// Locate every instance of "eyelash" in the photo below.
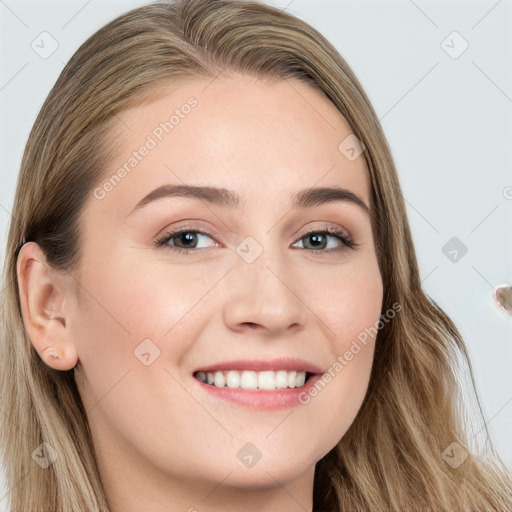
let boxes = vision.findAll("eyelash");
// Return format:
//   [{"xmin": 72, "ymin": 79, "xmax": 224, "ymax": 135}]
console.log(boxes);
[{"xmin": 154, "ymin": 224, "xmax": 357, "ymax": 255}]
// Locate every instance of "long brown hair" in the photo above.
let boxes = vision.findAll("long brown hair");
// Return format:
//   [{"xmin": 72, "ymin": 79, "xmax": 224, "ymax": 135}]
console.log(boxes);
[{"xmin": 1, "ymin": 1, "xmax": 511, "ymax": 510}]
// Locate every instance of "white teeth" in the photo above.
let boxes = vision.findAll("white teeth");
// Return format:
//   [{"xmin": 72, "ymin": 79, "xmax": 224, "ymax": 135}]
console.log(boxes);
[
  {"xmin": 258, "ymin": 371, "xmax": 275, "ymax": 390},
  {"xmin": 214, "ymin": 372, "xmax": 225, "ymax": 388},
  {"xmin": 226, "ymin": 370, "xmax": 240, "ymax": 388},
  {"xmin": 275, "ymin": 370, "xmax": 288, "ymax": 389},
  {"xmin": 196, "ymin": 369, "xmax": 309, "ymax": 390},
  {"xmin": 240, "ymin": 371, "xmax": 258, "ymax": 390}
]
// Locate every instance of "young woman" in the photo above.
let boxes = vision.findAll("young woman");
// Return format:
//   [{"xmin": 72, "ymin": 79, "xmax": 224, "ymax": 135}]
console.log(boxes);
[{"xmin": 1, "ymin": 1, "xmax": 511, "ymax": 511}]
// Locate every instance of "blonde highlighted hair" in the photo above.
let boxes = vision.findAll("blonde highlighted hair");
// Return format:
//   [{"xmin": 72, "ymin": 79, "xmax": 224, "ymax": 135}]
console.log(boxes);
[{"xmin": 1, "ymin": 1, "xmax": 511, "ymax": 510}]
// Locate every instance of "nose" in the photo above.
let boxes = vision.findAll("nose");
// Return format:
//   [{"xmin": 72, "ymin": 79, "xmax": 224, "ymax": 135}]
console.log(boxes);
[{"xmin": 222, "ymin": 246, "xmax": 308, "ymax": 337}]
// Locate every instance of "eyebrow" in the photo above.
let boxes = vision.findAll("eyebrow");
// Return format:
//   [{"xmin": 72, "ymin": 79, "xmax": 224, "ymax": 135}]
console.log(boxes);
[{"xmin": 128, "ymin": 184, "xmax": 371, "ymax": 217}]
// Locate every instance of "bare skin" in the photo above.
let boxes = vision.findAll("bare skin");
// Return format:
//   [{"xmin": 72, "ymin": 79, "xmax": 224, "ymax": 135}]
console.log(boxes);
[{"xmin": 18, "ymin": 76, "xmax": 383, "ymax": 512}]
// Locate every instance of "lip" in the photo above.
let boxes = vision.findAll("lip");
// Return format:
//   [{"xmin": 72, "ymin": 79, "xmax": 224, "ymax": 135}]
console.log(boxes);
[
  {"xmin": 193, "ymin": 357, "xmax": 324, "ymax": 375},
  {"xmin": 192, "ymin": 358, "xmax": 324, "ymax": 411},
  {"xmin": 194, "ymin": 373, "xmax": 323, "ymax": 410}
]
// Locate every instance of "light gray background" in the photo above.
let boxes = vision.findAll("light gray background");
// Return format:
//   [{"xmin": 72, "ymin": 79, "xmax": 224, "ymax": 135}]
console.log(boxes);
[{"xmin": 1, "ymin": 0, "xmax": 511, "ymax": 509}]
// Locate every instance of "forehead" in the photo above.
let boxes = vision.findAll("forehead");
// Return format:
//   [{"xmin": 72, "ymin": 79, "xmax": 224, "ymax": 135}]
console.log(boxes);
[{"xmin": 90, "ymin": 76, "xmax": 371, "ymax": 218}]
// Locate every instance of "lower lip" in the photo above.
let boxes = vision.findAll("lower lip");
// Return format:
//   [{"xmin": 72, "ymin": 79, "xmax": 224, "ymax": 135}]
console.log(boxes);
[{"xmin": 194, "ymin": 374, "xmax": 322, "ymax": 410}]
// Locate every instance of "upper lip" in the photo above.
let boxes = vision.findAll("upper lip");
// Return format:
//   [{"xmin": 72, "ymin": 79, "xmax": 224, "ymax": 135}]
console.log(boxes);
[{"xmin": 193, "ymin": 357, "xmax": 323, "ymax": 375}]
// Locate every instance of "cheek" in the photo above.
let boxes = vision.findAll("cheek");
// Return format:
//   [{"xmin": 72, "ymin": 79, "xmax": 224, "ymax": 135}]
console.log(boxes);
[
  {"xmin": 70, "ymin": 258, "xmax": 219, "ymax": 459},
  {"xmin": 310, "ymin": 258, "xmax": 383, "ymax": 344},
  {"xmin": 70, "ymin": 256, "xmax": 223, "ymax": 374},
  {"xmin": 296, "ymin": 259, "xmax": 383, "ymax": 431}
]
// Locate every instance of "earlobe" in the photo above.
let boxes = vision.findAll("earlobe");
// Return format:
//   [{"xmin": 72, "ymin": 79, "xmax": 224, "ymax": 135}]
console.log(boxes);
[{"xmin": 16, "ymin": 242, "xmax": 78, "ymax": 371}]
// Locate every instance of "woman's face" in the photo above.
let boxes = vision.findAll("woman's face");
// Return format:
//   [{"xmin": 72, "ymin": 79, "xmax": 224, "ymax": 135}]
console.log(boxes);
[{"xmin": 68, "ymin": 76, "xmax": 383, "ymax": 500}]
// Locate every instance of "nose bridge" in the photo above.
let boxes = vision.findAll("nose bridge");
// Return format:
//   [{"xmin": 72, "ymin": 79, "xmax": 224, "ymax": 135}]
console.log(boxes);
[{"xmin": 222, "ymin": 235, "xmax": 306, "ymax": 335}]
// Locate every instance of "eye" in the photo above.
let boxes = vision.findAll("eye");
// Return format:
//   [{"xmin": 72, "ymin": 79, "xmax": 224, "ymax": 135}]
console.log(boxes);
[
  {"xmin": 154, "ymin": 225, "xmax": 356, "ymax": 254},
  {"xmin": 155, "ymin": 227, "xmax": 218, "ymax": 254},
  {"xmin": 292, "ymin": 227, "xmax": 355, "ymax": 254}
]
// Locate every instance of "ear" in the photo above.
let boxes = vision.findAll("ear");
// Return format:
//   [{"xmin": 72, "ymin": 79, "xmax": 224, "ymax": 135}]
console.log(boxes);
[{"xmin": 16, "ymin": 242, "xmax": 77, "ymax": 371}]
